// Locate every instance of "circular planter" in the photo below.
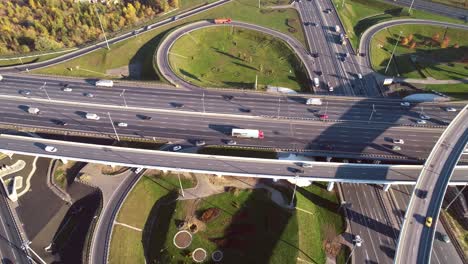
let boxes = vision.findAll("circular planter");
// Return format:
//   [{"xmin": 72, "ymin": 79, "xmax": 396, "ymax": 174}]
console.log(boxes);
[
  {"xmin": 173, "ymin": 230, "xmax": 192, "ymax": 249},
  {"xmin": 192, "ymin": 248, "xmax": 207, "ymax": 263}
]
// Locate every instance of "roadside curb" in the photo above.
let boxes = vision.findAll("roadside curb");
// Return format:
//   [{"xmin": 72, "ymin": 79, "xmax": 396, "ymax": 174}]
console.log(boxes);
[{"xmin": 48, "ymin": 159, "xmax": 73, "ymax": 204}]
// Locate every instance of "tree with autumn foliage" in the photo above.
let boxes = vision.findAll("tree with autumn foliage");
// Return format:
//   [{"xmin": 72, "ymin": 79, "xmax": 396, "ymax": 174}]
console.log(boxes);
[
  {"xmin": 400, "ymin": 37, "xmax": 409, "ymax": 46},
  {"xmin": 440, "ymin": 36, "xmax": 450, "ymax": 48},
  {"xmin": 431, "ymin": 32, "xmax": 440, "ymax": 42}
]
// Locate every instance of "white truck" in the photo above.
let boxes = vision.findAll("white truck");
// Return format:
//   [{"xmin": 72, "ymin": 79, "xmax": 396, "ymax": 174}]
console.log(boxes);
[
  {"xmin": 334, "ymin": 25, "xmax": 340, "ymax": 33},
  {"xmin": 0, "ymin": 74, "xmax": 3, "ymax": 81},
  {"xmin": 306, "ymin": 98, "xmax": 322, "ymax": 105},
  {"xmin": 313, "ymin": 77, "xmax": 320, "ymax": 88},
  {"xmin": 231, "ymin": 129, "xmax": 264, "ymax": 139},
  {"xmin": 95, "ymin": 80, "xmax": 114, "ymax": 87},
  {"xmin": 28, "ymin": 107, "xmax": 40, "ymax": 115}
]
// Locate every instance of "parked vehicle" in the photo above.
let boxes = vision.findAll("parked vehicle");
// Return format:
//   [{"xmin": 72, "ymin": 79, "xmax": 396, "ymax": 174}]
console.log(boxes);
[
  {"xmin": 306, "ymin": 98, "xmax": 322, "ymax": 105},
  {"xmin": 28, "ymin": 107, "xmax": 40, "ymax": 115},
  {"xmin": 214, "ymin": 18, "xmax": 232, "ymax": 24},
  {"xmin": 95, "ymin": 79, "xmax": 114, "ymax": 87},
  {"xmin": 231, "ymin": 129, "xmax": 264, "ymax": 139},
  {"xmin": 85, "ymin": 113, "xmax": 100, "ymax": 120}
]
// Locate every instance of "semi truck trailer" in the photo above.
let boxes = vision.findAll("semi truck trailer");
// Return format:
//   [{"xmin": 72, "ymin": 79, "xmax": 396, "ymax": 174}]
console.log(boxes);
[
  {"xmin": 231, "ymin": 129, "xmax": 264, "ymax": 139},
  {"xmin": 95, "ymin": 80, "xmax": 114, "ymax": 87},
  {"xmin": 214, "ymin": 18, "xmax": 232, "ymax": 24}
]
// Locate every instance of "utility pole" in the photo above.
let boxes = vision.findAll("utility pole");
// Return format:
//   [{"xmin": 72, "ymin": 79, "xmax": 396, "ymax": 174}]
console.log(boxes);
[
  {"xmin": 120, "ymin": 89, "xmax": 128, "ymax": 107},
  {"xmin": 40, "ymin": 82, "xmax": 51, "ymax": 101},
  {"xmin": 258, "ymin": 0, "xmax": 261, "ymax": 9},
  {"xmin": 445, "ymin": 184, "xmax": 468, "ymax": 210},
  {"xmin": 95, "ymin": 7, "xmax": 110, "ymax": 50},
  {"xmin": 385, "ymin": 31, "xmax": 403, "ymax": 74},
  {"xmin": 107, "ymin": 112, "xmax": 120, "ymax": 142}
]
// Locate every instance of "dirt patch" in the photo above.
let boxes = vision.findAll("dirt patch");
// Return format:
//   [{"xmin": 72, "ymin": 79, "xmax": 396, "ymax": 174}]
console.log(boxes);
[
  {"xmin": 323, "ymin": 223, "xmax": 341, "ymax": 258},
  {"xmin": 101, "ymin": 165, "xmax": 127, "ymax": 175},
  {"xmin": 199, "ymin": 208, "xmax": 221, "ymax": 223}
]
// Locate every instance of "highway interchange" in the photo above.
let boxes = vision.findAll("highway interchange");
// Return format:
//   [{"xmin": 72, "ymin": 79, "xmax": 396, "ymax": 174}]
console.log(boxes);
[{"xmin": 0, "ymin": 0, "xmax": 467, "ymax": 263}]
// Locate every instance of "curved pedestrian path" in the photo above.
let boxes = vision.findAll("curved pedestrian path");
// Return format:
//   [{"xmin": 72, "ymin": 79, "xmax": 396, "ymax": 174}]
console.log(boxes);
[
  {"xmin": 155, "ymin": 20, "xmax": 314, "ymax": 91},
  {"xmin": 359, "ymin": 19, "xmax": 468, "ymax": 84}
]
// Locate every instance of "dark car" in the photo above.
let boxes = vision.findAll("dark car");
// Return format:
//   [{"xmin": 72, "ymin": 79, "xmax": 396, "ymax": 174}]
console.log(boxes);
[
  {"xmin": 56, "ymin": 120, "xmax": 68, "ymax": 126},
  {"xmin": 138, "ymin": 114, "xmax": 152, "ymax": 120}
]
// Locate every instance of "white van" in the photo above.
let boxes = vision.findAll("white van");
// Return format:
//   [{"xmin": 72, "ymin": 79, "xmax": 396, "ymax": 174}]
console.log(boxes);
[
  {"xmin": 335, "ymin": 25, "xmax": 340, "ymax": 32},
  {"xmin": 95, "ymin": 80, "xmax": 114, "ymax": 87},
  {"xmin": 0, "ymin": 75, "xmax": 3, "ymax": 81},
  {"xmin": 28, "ymin": 107, "xmax": 40, "ymax": 115},
  {"xmin": 306, "ymin": 98, "xmax": 322, "ymax": 105},
  {"xmin": 85, "ymin": 113, "xmax": 100, "ymax": 120}
]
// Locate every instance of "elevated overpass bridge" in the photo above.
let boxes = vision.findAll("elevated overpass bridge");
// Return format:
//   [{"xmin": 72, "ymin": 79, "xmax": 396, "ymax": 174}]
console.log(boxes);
[{"xmin": 0, "ymin": 134, "xmax": 467, "ymax": 190}]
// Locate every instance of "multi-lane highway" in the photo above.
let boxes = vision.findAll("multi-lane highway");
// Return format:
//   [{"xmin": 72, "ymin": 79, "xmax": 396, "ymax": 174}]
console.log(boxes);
[
  {"xmin": 296, "ymin": 0, "xmax": 382, "ymax": 96},
  {"xmin": 0, "ymin": 95, "xmax": 452, "ymax": 160},
  {"xmin": 1, "ymin": 134, "xmax": 468, "ymax": 183},
  {"xmin": 0, "ymin": 74, "xmax": 461, "ymax": 126},
  {"xmin": 395, "ymin": 105, "xmax": 468, "ymax": 263},
  {"xmin": 386, "ymin": 0, "xmax": 468, "ymax": 21}
]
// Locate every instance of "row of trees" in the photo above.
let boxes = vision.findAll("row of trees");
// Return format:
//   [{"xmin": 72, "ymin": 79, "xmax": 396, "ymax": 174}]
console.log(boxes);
[
  {"xmin": 399, "ymin": 32, "xmax": 460, "ymax": 49},
  {"xmin": 0, "ymin": 0, "xmax": 180, "ymax": 55}
]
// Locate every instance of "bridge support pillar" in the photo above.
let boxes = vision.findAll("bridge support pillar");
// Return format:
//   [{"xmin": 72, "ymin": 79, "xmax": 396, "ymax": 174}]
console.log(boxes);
[
  {"xmin": 327, "ymin": 182, "xmax": 335, "ymax": 192},
  {"xmin": 61, "ymin": 159, "xmax": 68, "ymax": 164},
  {"xmin": 383, "ymin": 184, "xmax": 391, "ymax": 192}
]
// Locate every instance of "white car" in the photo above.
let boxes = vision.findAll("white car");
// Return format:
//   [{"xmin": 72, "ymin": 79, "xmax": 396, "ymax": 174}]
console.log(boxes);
[
  {"xmin": 117, "ymin": 122, "xmax": 128, "ymax": 127},
  {"xmin": 392, "ymin": 145, "xmax": 401, "ymax": 151},
  {"xmin": 400, "ymin": 102, "xmax": 410, "ymax": 107},
  {"xmin": 173, "ymin": 145, "xmax": 182, "ymax": 151},
  {"xmin": 354, "ymin": 235, "xmax": 362, "ymax": 247},
  {"xmin": 85, "ymin": 92, "xmax": 94, "ymax": 98},
  {"xmin": 44, "ymin": 146, "xmax": 57, "ymax": 153},
  {"xmin": 134, "ymin": 167, "xmax": 144, "ymax": 174},
  {"xmin": 85, "ymin": 113, "xmax": 100, "ymax": 120},
  {"xmin": 357, "ymin": 73, "xmax": 363, "ymax": 79},
  {"xmin": 301, "ymin": 162, "xmax": 313, "ymax": 168},
  {"xmin": 420, "ymin": 114, "xmax": 431, "ymax": 120},
  {"xmin": 445, "ymin": 107, "xmax": 456, "ymax": 112},
  {"xmin": 416, "ymin": 119, "xmax": 427, "ymax": 125},
  {"xmin": 62, "ymin": 87, "xmax": 73, "ymax": 92},
  {"xmin": 393, "ymin": 139, "xmax": 405, "ymax": 144}
]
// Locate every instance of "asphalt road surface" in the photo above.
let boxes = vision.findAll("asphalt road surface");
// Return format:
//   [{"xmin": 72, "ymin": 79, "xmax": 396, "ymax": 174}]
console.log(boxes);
[
  {"xmin": 384, "ymin": 0, "xmax": 468, "ymax": 21},
  {"xmin": 342, "ymin": 183, "xmax": 463, "ymax": 264},
  {"xmin": 1, "ymin": 134, "xmax": 468, "ymax": 183},
  {"xmin": 90, "ymin": 170, "xmax": 142, "ymax": 264},
  {"xmin": 0, "ymin": 96, "xmax": 451, "ymax": 160},
  {"xmin": 395, "ymin": 106, "xmax": 468, "ymax": 263},
  {"xmin": 390, "ymin": 184, "xmax": 463, "ymax": 264}
]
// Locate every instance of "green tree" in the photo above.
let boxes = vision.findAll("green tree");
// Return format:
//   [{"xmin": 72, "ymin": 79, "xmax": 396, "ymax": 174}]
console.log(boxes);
[{"xmin": 34, "ymin": 36, "xmax": 62, "ymax": 51}]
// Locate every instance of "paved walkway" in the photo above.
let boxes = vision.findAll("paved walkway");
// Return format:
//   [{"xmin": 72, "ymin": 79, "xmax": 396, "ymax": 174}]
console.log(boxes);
[{"xmin": 78, "ymin": 163, "xmax": 132, "ymax": 206}]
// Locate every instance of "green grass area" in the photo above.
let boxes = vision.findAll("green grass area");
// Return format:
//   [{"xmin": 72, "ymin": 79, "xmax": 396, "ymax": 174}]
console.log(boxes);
[
  {"xmin": 442, "ymin": 210, "xmax": 468, "ymax": 255},
  {"xmin": 198, "ymin": 146, "xmax": 278, "ymax": 159},
  {"xmin": 424, "ymin": 83, "xmax": 468, "ymax": 100},
  {"xmin": 147, "ymin": 182, "xmax": 344, "ymax": 263},
  {"xmin": 108, "ymin": 226, "xmax": 146, "ymax": 264},
  {"xmin": 331, "ymin": 0, "xmax": 466, "ymax": 49},
  {"xmin": 109, "ymin": 172, "xmax": 196, "ymax": 264},
  {"xmin": 115, "ymin": 172, "xmax": 196, "ymax": 228},
  {"xmin": 169, "ymin": 26, "xmax": 307, "ymax": 90},
  {"xmin": 429, "ymin": 0, "xmax": 468, "ymax": 10},
  {"xmin": 33, "ymin": 0, "xmax": 305, "ymax": 81},
  {"xmin": 0, "ymin": 52, "xmax": 71, "ymax": 67},
  {"xmin": 370, "ymin": 24, "xmax": 468, "ymax": 80}
]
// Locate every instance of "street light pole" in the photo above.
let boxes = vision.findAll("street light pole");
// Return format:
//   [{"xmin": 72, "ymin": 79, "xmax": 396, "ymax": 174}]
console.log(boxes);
[
  {"xmin": 345, "ymin": 235, "xmax": 363, "ymax": 264},
  {"xmin": 277, "ymin": 97, "xmax": 281, "ymax": 119},
  {"xmin": 95, "ymin": 7, "xmax": 110, "ymax": 50},
  {"xmin": 445, "ymin": 184, "xmax": 468, "ymax": 210},
  {"xmin": 384, "ymin": 31, "xmax": 403, "ymax": 74},
  {"xmin": 120, "ymin": 89, "xmax": 128, "ymax": 107},
  {"xmin": 202, "ymin": 92, "xmax": 206, "ymax": 113},
  {"xmin": 289, "ymin": 174, "xmax": 299, "ymax": 207},
  {"xmin": 22, "ymin": 241, "xmax": 47, "ymax": 264},
  {"xmin": 39, "ymin": 82, "xmax": 51, "ymax": 101},
  {"xmin": 107, "ymin": 112, "xmax": 120, "ymax": 142},
  {"xmin": 177, "ymin": 168, "xmax": 185, "ymax": 197},
  {"xmin": 408, "ymin": 0, "xmax": 415, "ymax": 14},
  {"xmin": 368, "ymin": 104, "xmax": 376, "ymax": 121}
]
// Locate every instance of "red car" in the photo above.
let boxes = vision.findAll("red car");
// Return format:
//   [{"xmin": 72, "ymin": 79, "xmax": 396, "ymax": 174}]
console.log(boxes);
[{"xmin": 319, "ymin": 114, "xmax": 329, "ymax": 120}]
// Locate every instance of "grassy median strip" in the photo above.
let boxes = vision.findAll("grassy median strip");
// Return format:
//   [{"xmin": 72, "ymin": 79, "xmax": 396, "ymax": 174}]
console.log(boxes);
[
  {"xmin": 331, "ymin": 0, "xmax": 464, "ymax": 49},
  {"xmin": 424, "ymin": 84, "xmax": 468, "ymax": 100},
  {"xmin": 33, "ymin": 0, "xmax": 305, "ymax": 81},
  {"xmin": 371, "ymin": 24, "xmax": 468, "ymax": 80},
  {"xmin": 169, "ymin": 26, "xmax": 308, "ymax": 90},
  {"xmin": 198, "ymin": 146, "xmax": 278, "ymax": 159}
]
